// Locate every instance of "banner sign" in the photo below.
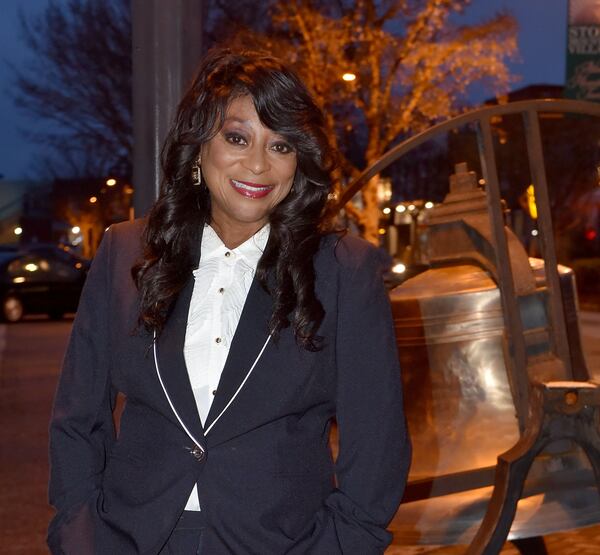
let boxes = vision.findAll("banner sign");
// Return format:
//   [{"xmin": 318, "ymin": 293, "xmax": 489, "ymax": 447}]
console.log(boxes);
[{"xmin": 566, "ymin": 0, "xmax": 600, "ymax": 100}]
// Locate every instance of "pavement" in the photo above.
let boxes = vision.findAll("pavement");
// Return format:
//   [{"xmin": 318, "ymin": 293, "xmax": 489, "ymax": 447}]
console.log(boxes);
[{"xmin": 0, "ymin": 319, "xmax": 69, "ymax": 553}]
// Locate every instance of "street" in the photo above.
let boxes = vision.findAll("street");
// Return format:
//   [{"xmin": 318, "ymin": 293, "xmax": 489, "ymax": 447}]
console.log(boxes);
[
  {"xmin": 0, "ymin": 318, "xmax": 72, "ymax": 554},
  {"xmin": 1, "ymin": 314, "xmax": 600, "ymax": 554}
]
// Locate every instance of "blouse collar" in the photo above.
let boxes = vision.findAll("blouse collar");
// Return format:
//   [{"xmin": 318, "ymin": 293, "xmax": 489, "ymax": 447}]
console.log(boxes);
[{"xmin": 199, "ymin": 223, "xmax": 270, "ymax": 269}]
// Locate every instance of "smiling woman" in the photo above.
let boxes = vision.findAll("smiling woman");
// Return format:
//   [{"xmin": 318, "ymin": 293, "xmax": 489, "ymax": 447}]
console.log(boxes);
[
  {"xmin": 47, "ymin": 48, "xmax": 410, "ymax": 555},
  {"xmin": 200, "ymin": 95, "xmax": 297, "ymax": 247},
  {"xmin": 135, "ymin": 49, "xmax": 338, "ymax": 347}
]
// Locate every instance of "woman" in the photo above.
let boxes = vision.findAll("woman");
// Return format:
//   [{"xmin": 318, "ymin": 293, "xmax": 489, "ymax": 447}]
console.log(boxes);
[{"xmin": 48, "ymin": 48, "xmax": 410, "ymax": 554}]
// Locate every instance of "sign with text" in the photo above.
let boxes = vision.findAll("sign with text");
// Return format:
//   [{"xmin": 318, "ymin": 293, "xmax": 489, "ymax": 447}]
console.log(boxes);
[{"xmin": 566, "ymin": 0, "xmax": 600, "ymax": 100}]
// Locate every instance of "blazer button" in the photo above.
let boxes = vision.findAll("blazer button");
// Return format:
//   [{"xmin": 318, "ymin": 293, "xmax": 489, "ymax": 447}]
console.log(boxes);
[{"xmin": 190, "ymin": 445, "xmax": 206, "ymax": 462}]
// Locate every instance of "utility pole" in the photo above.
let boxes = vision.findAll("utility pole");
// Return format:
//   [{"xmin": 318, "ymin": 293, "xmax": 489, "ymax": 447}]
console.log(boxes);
[{"xmin": 132, "ymin": 1, "xmax": 204, "ymax": 217}]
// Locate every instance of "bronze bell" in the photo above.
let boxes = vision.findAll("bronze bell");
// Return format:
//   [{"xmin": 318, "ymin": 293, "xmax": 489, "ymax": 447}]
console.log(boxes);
[{"xmin": 387, "ymin": 163, "xmax": 600, "ymax": 546}]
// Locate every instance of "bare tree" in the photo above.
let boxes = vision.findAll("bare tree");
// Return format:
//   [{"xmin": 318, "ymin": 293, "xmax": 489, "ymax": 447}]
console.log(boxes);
[
  {"xmin": 10, "ymin": 0, "xmax": 259, "ymax": 180},
  {"xmin": 11, "ymin": 0, "xmax": 132, "ymax": 178}
]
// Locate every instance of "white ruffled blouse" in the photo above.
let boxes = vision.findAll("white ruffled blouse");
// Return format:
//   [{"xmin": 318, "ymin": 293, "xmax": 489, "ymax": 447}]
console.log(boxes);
[{"xmin": 183, "ymin": 223, "xmax": 269, "ymax": 511}]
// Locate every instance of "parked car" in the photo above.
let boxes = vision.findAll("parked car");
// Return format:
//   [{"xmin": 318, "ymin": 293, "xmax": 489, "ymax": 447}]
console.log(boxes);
[{"xmin": 0, "ymin": 244, "xmax": 90, "ymax": 322}]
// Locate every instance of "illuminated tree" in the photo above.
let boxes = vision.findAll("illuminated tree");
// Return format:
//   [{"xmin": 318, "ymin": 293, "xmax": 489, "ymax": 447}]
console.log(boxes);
[{"xmin": 232, "ymin": 0, "xmax": 518, "ymax": 243}]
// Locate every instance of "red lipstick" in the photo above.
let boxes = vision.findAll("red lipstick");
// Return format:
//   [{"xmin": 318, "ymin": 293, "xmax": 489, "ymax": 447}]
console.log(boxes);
[{"xmin": 230, "ymin": 179, "xmax": 274, "ymax": 199}]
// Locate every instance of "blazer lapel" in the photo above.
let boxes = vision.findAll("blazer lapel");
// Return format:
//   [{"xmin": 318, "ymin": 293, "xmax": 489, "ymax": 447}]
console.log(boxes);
[
  {"xmin": 154, "ymin": 227, "xmax": 205, "ymax": 446},
  {"xmin": 203, "ymin": 277, "xmax": 273, "ymax": 436}
]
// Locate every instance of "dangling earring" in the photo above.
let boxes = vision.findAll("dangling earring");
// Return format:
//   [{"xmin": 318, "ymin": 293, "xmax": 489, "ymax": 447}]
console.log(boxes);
[{"xmin": 191, "ymin": 159, "xmax": 202, "ymax": 186}]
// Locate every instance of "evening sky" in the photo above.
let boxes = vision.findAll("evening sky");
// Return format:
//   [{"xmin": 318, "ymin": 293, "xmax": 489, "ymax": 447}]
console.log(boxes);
[{"xmin": 0, "ymin": 0, "xmax": 569, "ymax": 180}]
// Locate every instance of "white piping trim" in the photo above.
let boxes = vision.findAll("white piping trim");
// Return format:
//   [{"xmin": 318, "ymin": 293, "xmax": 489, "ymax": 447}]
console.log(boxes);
[
  {"xmin": 153, "ymin": 332, "xmax": 204, "ymax": 452},
  {"xmin": 204, "ymin": 334, "xmax": 271, "ymax": 435},
  {"xmin": 152, "ymin": 332, "xmax": 272, "ymax": 442}
]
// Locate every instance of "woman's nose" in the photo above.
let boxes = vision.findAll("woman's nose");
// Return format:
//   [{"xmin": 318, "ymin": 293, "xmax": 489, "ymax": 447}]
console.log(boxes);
[{"xmin": 243, "ymin": 146, "xmax": 270, "ymax": 175}]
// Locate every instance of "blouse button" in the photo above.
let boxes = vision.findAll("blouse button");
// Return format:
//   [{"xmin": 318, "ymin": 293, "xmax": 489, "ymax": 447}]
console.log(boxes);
[
  {"xmin": 215, "ymin": 337, "xmax": 222, "ymax": 344},
  {"xmin": 218, "ymin": 287, "xmax": 225, "ymax": 294},
  {"xmin": 224, "ymin": 251, "xmax": 231, "ymax": 257}
]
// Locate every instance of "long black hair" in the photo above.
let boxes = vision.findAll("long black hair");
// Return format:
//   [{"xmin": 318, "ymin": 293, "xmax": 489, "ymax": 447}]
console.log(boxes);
[{"xmin": 132, "ymin": 48, "xmax": 336, "ymax": 350}]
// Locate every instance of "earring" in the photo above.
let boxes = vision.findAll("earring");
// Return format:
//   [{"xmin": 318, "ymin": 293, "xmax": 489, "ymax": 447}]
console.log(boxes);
[{"xmin": 191, "ymin": 159, "xmax": 202, "ymax": 186}]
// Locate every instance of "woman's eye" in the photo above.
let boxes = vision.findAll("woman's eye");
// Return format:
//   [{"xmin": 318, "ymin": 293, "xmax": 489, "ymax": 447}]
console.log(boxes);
[
  {"xmin": 271, "ymin": 142, "xmax": 293, "ymax": 154},
  {"xmin": 224, "ymin": 132, "xmax": 247, "ymax": 146}
]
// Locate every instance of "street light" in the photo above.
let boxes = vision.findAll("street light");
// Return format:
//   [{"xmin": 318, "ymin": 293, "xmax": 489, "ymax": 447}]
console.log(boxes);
[
  {"xmin": 14, "ymin": 227, "xmax": 22, "ymax": 236},
  {"xmin": 342, "ymin": 72, "xmax": 356, "ymax": 82},
  {"xmin": 106, "ymin": 178, "xmax": 117, "ymax": 186},
  {"xmin": 72, "ymin": 226, "xmax": 81, "ymax": 234},
  {"xmin": 89, "ymin": 196, "xmax": 98, "ymax": 204}
]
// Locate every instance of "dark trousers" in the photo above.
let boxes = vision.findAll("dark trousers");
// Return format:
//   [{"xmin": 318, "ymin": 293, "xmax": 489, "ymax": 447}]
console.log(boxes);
[{"xmin": 159, "ymin": 511, "xmax": 205, "ymax": 555}]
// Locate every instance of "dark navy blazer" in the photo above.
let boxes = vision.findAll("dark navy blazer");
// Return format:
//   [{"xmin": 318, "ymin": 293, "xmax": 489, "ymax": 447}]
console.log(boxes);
[{"xmin": 47, "ymin": 219, "xmax": 411, "ymax": 554}]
